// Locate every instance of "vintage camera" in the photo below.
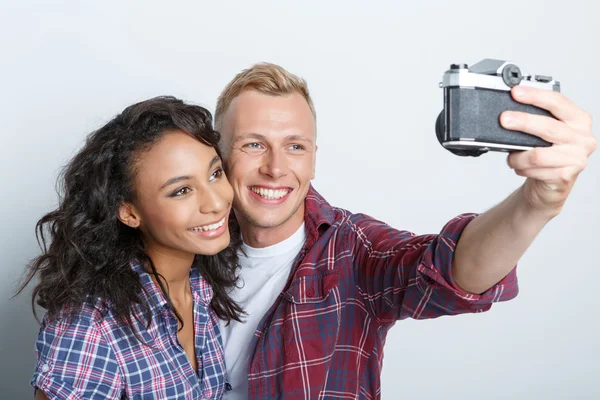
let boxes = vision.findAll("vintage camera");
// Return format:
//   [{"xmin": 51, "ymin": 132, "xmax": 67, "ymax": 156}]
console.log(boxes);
[{"xmin": 435, "ymin": 59, "xmax": 561, "ymax": 157}]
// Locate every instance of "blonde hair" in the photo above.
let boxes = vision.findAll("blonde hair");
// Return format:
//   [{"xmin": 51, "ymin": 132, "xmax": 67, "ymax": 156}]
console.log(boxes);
[{"xmin": 214, "ymin": 62, "xmax": 316, "ymax": 130}]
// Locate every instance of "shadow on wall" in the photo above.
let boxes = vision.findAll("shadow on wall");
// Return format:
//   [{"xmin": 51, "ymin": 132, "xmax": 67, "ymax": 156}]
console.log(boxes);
[
  {"xmin": 0, "ymin": 236, "xmax": 43, "ymax": 399},
  {"xmin": 0, "ymin": 292, "xmax": 39, "ymax": 399}
]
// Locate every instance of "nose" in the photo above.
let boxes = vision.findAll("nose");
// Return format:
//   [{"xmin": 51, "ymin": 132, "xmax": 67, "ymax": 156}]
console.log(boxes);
[
  {"xmin": 259, "ymin": 149, "xmax": 288, "ymax": 179},
  {"xmin": 198, "ymin": 185, "xmax": 229, "ymax": 215}
]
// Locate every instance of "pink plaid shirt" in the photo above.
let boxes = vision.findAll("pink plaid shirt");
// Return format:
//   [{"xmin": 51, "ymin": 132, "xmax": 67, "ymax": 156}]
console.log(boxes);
[{"xmin": 246, "ymin": 186, "xmax": 518, "ymax": 399}]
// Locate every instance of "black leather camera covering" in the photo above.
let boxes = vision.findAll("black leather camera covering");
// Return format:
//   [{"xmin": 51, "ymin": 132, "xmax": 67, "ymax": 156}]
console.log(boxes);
[{"xmin": 444, "ymin": 87, "xmax": 553, "ymax": 148}]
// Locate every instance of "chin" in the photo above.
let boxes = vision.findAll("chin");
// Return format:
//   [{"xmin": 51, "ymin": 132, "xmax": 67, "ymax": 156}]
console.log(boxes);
[
  {"xmin": 250, "ymin": 213, "xmax": 294, "ymax": 229},
  {"xmin": 197, "ymin": 237, "xmax": 231, "ymax": 256},
  {"xmin": 196, "ymin": 246, "xmax": 227, "ymax": 256}
]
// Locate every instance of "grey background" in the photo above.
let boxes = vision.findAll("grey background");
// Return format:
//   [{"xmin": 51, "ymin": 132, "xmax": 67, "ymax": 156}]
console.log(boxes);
[{"xmin": 1, "ymin": 1, "xmax": 599, "ymax": 398}]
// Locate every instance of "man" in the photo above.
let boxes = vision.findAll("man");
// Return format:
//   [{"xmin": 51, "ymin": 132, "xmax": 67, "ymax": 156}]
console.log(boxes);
[{"xmin": 214, "ymin": 62, "xmax": 596, "ymax": 399}]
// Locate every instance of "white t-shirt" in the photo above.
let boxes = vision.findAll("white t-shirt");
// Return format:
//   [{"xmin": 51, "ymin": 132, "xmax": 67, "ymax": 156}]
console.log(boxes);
[{"xmin": 219, "ymin": 223, "xmax": 306, "ymax": 400}]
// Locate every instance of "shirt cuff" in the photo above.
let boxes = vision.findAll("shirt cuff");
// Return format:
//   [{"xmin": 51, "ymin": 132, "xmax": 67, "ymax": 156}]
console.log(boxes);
[
  {"xmin": 418, "ymin": 213, "xmax": 519, "ymax": 313},
  {"xmin": 33, "ymin": 374, "xmax": 84, "ymax": 400}
]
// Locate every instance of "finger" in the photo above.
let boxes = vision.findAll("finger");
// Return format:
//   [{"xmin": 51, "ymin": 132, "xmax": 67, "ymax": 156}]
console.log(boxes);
[
  {"xmin": 511, "ymin": 86, "xmax": 593, "ymax": 128},
  {"xmin": 507, "ymin": 145, "xmax": 588, "ymax": 170},
  {"xmin": 500, "ymin": 111, "xmax": 575, "ymax": 145}
]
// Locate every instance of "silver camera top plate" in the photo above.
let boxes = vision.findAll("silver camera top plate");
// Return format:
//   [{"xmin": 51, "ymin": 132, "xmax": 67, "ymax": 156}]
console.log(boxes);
[{"xmin": 439, "ymin": 59, "xmax": 560, "ymax": 92}]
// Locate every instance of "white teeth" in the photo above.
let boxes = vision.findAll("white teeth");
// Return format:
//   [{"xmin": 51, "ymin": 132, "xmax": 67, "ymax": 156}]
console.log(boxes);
[
  {"xmin": 251, "ymin": 187, "xmax": 289, "ymax": 199},
  {"xmin": 190, "ymin": 217, "xmax": 225, "ymax": 232}
]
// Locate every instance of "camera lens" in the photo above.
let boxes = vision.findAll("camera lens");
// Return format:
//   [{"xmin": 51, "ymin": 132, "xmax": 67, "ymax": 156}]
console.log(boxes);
[
  {"xmin": 435, "ymin": 109, "xmax": 486, "ymax": 157},
  {"xmin": 435, "ymin": 110, "xmax": 445, "ymax": 144},
  {"xmin": 502, "ymin": 64, "xmax": 523, "ymax": 87}
]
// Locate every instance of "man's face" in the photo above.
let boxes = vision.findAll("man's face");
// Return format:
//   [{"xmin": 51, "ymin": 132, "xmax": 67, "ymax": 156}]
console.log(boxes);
[{"xmin": 219, "ymin": 90, "xmax": 317, "ymax": 242}]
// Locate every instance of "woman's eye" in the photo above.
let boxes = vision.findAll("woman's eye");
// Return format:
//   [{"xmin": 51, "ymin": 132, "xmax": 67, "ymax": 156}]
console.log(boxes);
[
  {"xmin": 172, "ymin": 187, "xmax": 192, "ymax": 197},
  {"xmin": 209, "ymin": 168, "xmax": 224, "ymax": 181}
]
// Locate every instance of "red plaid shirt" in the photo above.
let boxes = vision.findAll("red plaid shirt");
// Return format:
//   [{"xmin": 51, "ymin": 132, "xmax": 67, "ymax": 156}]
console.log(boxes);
[{"xmin": 246, "ymin": 186, "xmax": 518, "ymax": 399}]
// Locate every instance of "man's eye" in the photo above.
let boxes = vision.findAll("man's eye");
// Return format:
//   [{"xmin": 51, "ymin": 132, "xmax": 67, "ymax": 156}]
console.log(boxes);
[
  {"xmin": 245, "ymin": 143, "xmax": 261, "ymax": 149},
  {"xmin": 289, "ymin": 144, "xmax": 304, "ymax": 151}
]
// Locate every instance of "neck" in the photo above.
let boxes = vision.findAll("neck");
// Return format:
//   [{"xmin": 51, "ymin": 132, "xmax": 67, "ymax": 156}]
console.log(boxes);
[
  {"xmin": 237, "ymin": 207, "xmax": 305, "ymax": 248},
  {"xmin": 145, "ymin": 245, "xmax": 195, "ymax": 300}
]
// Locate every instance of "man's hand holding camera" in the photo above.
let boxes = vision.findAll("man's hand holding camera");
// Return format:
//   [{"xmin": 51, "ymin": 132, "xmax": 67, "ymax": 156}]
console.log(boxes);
[
  {"xmin": 448, "ymin": 64, "xmax": 596, "ymax": 295},
  {"xmin": 502, "ymin": 85, "xmax": 596, "ymax": 216}
]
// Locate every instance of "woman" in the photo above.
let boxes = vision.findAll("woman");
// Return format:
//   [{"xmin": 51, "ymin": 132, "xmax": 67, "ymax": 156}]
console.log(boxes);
[{"xmin": 18, "ymin": 96, "xmax": 244, "ymax": 399}]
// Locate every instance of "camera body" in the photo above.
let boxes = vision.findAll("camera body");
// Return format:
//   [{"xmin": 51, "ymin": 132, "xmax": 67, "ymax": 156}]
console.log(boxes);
[{"xmin": 436, "ymin": 59, "xmax": 561, "ymax": 157}]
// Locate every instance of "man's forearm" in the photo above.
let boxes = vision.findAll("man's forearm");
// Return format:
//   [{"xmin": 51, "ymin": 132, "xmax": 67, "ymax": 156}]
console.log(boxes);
[{"xmin": 452, "ymin": 185, "xmax": 557, "ymax": 295}]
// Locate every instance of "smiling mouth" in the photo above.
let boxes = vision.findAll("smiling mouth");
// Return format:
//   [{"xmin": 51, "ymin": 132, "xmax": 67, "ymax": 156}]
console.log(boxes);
[
  {"xmin": 249, "ymin": 186, "xmax": 292, "ymax": 200},
  {"xmin": 188, "ymin": 217, "xmax": 226, "ymax": 233}
]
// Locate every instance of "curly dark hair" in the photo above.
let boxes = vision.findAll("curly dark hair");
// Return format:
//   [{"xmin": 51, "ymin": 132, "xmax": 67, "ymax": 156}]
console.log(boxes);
[{"xmin": 18, "ymin": 95, "xmax": 244, "ymax": 334}]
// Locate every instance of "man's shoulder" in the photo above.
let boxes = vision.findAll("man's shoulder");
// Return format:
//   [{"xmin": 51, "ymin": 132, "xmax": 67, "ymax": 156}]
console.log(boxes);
[
  {"xmin": 301, "ymin": 187, "xmax": 392, "ymax": 263},
  {"xmin": 304, "ymin": 185, "xmax": 381, "ymax": 228}
]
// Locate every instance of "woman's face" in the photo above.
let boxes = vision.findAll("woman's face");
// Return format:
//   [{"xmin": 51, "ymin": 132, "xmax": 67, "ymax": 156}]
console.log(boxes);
[{"xmin": 122, "ymin": 130, "xmax": 234, "ymax": 257}]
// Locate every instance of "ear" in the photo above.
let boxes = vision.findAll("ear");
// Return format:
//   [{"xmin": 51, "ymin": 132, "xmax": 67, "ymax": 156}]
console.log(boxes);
[
  {"xmin": 118, "ymin": 202, "xmax": 142, "ymax": 228},
  {"xmin": 311, "ymin": 144, "xmax": 318, "ymax": 180}
]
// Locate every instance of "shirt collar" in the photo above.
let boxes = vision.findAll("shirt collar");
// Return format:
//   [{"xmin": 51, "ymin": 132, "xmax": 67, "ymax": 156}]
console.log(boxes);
[
  {"xmin": 303, "ymin": 184, "xmax": 335, "ymax": 246},
  {"xmin": 131, "ymin": 261, "xmax": 213, "ymax": 311}
]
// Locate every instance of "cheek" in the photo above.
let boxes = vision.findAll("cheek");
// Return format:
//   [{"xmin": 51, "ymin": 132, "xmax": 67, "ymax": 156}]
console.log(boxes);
[
  {"xmin": 227, "ymin": 154, "xmax": 256, "ymax": 184},
  {"xmin": 293, "ymin": 157, "xmax": 316, "ymax": 181},
  {"xmin": 141, "ymin": 200, "xmax": 191, "ymax": 233},
  {"xmin": 220, "ymin": 179, "xmax": 234, "ymax": 204}
]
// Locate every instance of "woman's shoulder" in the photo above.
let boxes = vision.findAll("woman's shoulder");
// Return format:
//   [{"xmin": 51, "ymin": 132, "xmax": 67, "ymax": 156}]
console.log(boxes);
[
  {"xmin": 34, "ymin": 298, "xmax": 111, "ymax": 366},
  {"xmin": 39, "ymin": 296, "xmax": 108, "ymax": 335},
  {"xmin": 36, "ymin": 294, "xmax": 152, "ymax": 355},
  {"xmin": 32, "ymin": 298, "xmax": 125, "ymax": 398},
  {"xmin": 39, "ymin": 264, "xmax": 159, "ymax": 338}
]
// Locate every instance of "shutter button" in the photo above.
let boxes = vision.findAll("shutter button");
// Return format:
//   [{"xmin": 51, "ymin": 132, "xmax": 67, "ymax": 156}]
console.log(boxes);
[{"xmin": 306, "ymin": 288, "xmax": 315, "ymax": 297}]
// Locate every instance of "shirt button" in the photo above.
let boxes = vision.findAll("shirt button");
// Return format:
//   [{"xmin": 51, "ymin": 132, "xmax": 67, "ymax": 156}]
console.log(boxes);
[
  {"xmin": 41, "ymin": 364, "xmax": 50, "ymax": 373},
  {"xmin": 306, "ymin": 288, "xmax": 315, "ymax": 297}
]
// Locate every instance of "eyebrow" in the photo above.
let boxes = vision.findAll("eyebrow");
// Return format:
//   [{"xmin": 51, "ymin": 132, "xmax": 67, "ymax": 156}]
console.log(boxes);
[
  {"xmin": 285, "ymin": 134, "xmax": 313, "ymax": 144},
  {"xmin": 233, "ymin": 133, "xmax": 266, "ymax": 143},
  {"xmin": 209, "ymin": 155, "xmax": 221, "ymax": 168},
  {"xmin": 159, "ymin": 156, "xmax": 222, "ymax": 190},
  {"xmin": 234, "ymin": 132, "xmax": 314, "ymax": 145},
  {"xmin": 159, "ymin": 175, "xmax": 192, "ymax": 190}
]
